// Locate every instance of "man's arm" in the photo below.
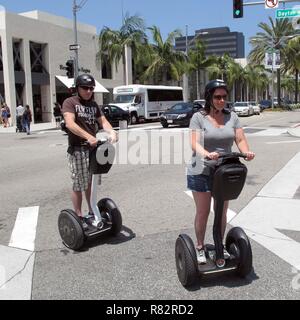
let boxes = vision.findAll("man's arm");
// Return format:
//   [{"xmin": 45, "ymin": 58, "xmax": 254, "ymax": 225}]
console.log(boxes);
[{"xmin": 98, "ymin": 115, "xmax": 118, "ymax": 143}]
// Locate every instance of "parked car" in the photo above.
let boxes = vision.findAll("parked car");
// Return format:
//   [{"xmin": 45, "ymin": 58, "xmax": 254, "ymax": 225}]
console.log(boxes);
[
  {"xmin": 102, "ymin": 104, "xmax": 130, "ymax": 127},
  {"xmin": 250, "ymin": 101, "xmax": 261, "ymax": 115},
  {"xmin": 160, "ymin": 102, "xmax": 202, "ymax": 128},
  {"xmin": 193, "ymin": 99, "xmax": 205, "ymax": 107},
  {"xmin": 233, "ymin": 102, "xmax": 254, "ymax": 116},
  {"xmin": 259, "ymin": 100, "xmax": 272, "ymax": 111}
]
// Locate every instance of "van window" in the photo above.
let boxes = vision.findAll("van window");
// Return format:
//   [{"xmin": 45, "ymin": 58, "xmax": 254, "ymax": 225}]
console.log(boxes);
[
  {"xmin": 147, "ymin": 89, "xmax": 183, "ymax": 102},
  {"xmin": 114, "ymin": 95, "xmax": 135, "ymax": 103}
]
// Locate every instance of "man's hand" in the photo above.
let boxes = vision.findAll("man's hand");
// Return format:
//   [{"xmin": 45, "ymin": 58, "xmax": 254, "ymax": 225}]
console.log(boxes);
[
  {"xmin": 108, "ymin": 130, "xmax": 118, "ymax": 144},
  {"xmin": 87, "ymin": 136, "xmax": 98, "ymax": 147}
]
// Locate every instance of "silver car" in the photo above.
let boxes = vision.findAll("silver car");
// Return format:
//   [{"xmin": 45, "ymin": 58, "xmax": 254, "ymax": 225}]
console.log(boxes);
[{"xmin": 233, "ymin": 102, "xmax": 254, "ymax": 116}]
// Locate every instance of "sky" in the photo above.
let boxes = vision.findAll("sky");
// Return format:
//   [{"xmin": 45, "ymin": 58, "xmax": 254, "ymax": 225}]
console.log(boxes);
[{"xmin": 0, "ymin": 0, "xmax": 299, "ymax": 56}]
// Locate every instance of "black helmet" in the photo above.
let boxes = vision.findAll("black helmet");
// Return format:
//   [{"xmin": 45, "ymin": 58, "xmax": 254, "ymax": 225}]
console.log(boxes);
[
  {"xmin": 75, "ymin": 74, "xmax": 95, "ymax": 87},
  {"xmin": 204, "ymin": 79, "xmax": 228, "ymax": 101}
]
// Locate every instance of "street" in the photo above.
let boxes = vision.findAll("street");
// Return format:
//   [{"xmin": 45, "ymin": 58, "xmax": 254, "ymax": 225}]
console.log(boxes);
[{"xmin": 1, "ymin": 110, "xmax": 300, "ymax": 300}]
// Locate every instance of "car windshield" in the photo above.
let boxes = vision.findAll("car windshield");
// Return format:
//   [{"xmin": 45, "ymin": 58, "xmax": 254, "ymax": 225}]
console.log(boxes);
[
  {"xmin": 170, "ymin": 103, "xmax": 193, "ymax": 111},
  {"xmin": 114, "ymin": 95, "xmax": 135, "ymax": 103},
  {"xmin": 234, "ymin": 102, "xmax": 248, "ymax": 107}
]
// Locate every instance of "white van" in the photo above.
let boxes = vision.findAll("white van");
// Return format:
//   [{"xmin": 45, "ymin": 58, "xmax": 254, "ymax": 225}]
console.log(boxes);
[{"xmin": 111, "ymin": 85, "xmax": 184, "ymax": 124}]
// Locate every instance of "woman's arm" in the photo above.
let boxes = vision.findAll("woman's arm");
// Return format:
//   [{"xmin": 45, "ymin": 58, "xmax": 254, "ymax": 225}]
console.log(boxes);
[
  {"xmin": 190, "ymin": 129, "xmax": 219, "ymax": 160},
  {"xmin": 235, "ymin": 128, "xmax": 255, "ymax": 161}
]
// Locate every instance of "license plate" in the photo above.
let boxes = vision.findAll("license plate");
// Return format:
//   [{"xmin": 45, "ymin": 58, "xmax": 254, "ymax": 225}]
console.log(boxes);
[{"xmin": 167, "ymin": 120, "xmax": 173, "ymax": 124}]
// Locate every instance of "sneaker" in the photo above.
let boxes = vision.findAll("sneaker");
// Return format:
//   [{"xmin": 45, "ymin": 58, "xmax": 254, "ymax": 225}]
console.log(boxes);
[
  {"xmin": 223, "ymin": 247, "xmax": 231, "ymax": 260},
  {"xmin": 79, "ymin": 217, "xmax": 89, "ymax": 230},
  {"xmin": 196, "ymin": 248, "xmax": 207, "ymax": 265}
]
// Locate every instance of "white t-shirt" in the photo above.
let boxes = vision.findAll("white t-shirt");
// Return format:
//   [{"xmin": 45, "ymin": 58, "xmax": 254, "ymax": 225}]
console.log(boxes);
[{"xmin": 16, "ymin": 105, "xmax": 25, "ymax": 116}]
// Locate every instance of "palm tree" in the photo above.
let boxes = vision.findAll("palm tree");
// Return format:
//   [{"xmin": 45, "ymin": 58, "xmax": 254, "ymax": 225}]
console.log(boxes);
[
  {"xmin": 249, "ymin": 17, "xmax": 295, "ymax": 105},
  {"xmin": 282, "ymin": 36, "xmax": 300, "ymax": 103},
  {"xmin": 97, "ymin": 13, "xmax": 147, "ymax": 84},
  {"xmin": 187, "ymin": 40, "xmax": 215, "ymax": 99},
  {"xmin": 141, "ymin": 26, "xmax": 187, "ymax": 84}
]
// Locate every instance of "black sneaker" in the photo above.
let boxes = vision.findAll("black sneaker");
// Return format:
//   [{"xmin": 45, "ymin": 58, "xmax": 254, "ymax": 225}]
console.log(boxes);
[{"xmin": 79, "ymin": 217, "xmax": 89, "ymax": 230}]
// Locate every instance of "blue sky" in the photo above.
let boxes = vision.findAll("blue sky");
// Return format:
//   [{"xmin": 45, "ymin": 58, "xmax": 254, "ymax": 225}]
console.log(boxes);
[{"xmin": 0, "ymin": 0, "xmax": 298, "ymax": 55}]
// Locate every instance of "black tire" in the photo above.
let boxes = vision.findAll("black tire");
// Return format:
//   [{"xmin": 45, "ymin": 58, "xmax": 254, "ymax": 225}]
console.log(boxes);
[
  {"xmin": 162, "ymin": 123, "xmax": 169, "ymax": 128},
  {"xmin": 130, "ymin": 113, "xmax": 138, "ymax": 125},
  {"xmin": 97, "ymin": 198, "xmax": 122, "ymax": 236},
  {"xmin": 58, "ymin": 210, "xmax": 84, "ymax": 250},
  {"xmin": 225, "ymin": 227, "xmax": 252, "ymax": 278},
  {"xmin": 175, "ymin": 234, "xmax": 198, "ymax": 287}
]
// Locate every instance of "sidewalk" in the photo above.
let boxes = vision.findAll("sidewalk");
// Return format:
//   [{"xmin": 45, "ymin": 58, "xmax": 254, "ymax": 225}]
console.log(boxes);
[{"xmin": 0, "ymin": 122, "xmax": 57, "ymax": 134}]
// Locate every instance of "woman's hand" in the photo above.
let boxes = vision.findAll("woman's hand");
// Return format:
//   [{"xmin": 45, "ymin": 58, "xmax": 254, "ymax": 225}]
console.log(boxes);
[
  {"xmin": 244, "ymin": 151, "xmax": 255, "ymax": 161},
  {"xmin": 206, "ymin": 152, "xmax": 219, "ymax": 160}
]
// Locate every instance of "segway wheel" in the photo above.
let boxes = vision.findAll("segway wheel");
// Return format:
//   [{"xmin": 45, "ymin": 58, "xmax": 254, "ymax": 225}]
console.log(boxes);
[
  {"xmin": 58, "ymin": 210, "xmax": 84, "ymax": 250},
  {"xmin": 97, "ymin": 198, "xmax": 122, "ymax": 236},
  {"xmin": 225, "ymin": 227, "xmax": 252, "ymax": 278},
  {"xmin": 175, "ymin": 234, "xmax": 198, "ymax": 287}
]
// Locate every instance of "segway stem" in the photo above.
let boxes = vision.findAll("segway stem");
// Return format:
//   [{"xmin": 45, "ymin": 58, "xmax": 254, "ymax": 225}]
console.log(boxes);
[
  {"xmin": 213, "ymin": 198, "xmax": 225, "ymax": 264},
  {"xmin": 90, "ymin": 173, "xmax": 102, "ymax": 224}
]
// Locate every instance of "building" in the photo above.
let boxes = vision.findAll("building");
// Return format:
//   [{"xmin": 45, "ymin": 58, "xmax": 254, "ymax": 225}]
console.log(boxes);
[
  {"xmin": 0, "ymin": 8, "xmax": 130, "ymax": 124},
  {"xmin": 175, "ymin": 27, "xmax": 245, "ymax": 59}
]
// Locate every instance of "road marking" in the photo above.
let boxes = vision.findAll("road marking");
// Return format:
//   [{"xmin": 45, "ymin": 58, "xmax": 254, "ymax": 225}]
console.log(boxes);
[
  {"xmin": 9, "ymin": 206, "xmax": 39, "ymax": 251},
  {"xmin": 258, "ymin": 152, "xmax": 300, "ymax": 199},
  {"xmin": 251, "ymin": 128, "xmax": 287, "ymax": 136},
  {"xmin": 266, "ymin": 140, "xmax": 300, "ymax": 144},
  {"xmin": 184, "ymin": 191, "xmax": 237, "ymax": 223}
]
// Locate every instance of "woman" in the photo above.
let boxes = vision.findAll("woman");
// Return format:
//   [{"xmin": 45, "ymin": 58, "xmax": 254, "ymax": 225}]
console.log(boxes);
[{"xmin": 187, "ymin": 79, "xmax": 255, "ymax": 264}]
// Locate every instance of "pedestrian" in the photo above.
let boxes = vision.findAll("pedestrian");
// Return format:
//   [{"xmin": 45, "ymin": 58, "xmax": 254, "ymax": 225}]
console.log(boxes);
[
  {"xmin": 53, "ymin": 102, "xmax": 62, "ymax": 128},
  {"xmin": 187, "ymin": 79, "xmax": 255, "ymax": 265},
  {"xmin": 22, "ymin": 105, "xmax": 32, "ymax": 135},
  {"xmin": 16, "ymin": 104, "xmax": 25, "ymax": 132},
  {"xmin": 1, "ymin": 103, "xmax": 10, "ymax": 128},
  {"xmin": 62, "ymin": 74, "xmax": 118, "ymax": 228}
]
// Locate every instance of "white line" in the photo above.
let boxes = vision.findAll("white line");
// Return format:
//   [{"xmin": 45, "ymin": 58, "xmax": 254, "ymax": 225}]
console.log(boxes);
[
  {"xmin": 250, "ymin": 116, "xmax": 288, "ymax": 126},
  {"xmin": 184, "ymin": 191, "xmax": 237, "ymax": 223},
  {"xmin": 266, "ymin": 140, "xmax": 300, "ymax": 144},
  {"xmin": 258, "ymin": 152, "xmax": 300, "ymax": 199},
  {"xmin": 9, "ymin": 206, "xmax": 39, "ymax": 251}
]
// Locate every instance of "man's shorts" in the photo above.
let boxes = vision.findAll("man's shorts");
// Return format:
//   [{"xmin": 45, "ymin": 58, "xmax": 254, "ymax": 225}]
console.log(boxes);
[{"xmin": 67, "ymin": 148, "xmax": 101, "ymax": 192}]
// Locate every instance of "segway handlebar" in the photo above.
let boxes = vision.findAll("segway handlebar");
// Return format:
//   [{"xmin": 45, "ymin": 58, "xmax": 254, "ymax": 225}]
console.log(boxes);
[{"xmin": 205, "ymin": 152, "xmax": 247, "ymax": 161}]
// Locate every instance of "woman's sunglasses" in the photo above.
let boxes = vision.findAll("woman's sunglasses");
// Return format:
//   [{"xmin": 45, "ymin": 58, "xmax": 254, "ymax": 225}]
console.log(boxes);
[
  {"xmin": 213, "ymin": 95, "xmax": 227, "ymax": 100},
  {"xmin": 79, "ymin": 86, "xmax": 95, "ymax": 92}
]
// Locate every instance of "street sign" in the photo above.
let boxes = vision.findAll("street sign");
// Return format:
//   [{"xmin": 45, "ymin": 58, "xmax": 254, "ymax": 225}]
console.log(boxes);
[
  {"xmin": 292, "ymin": 16, "xmax": 300, "ymax": 30},
  {"xmin": 265, "ymin": 0, "xmax": 279, "ymax": 9},
  {"xmin": 69, "ymin": 44, "xmax": 81, "ymax": 50},
  {"xmin": 276, "ymin": 8, "xmax": 300, "ymax": 19}
]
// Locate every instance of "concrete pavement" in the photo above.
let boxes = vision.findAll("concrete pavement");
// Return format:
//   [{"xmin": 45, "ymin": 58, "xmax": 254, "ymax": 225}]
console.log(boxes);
[{"xmin": 0, "ymin": 121, "xmax": 57, "ymax": 134}]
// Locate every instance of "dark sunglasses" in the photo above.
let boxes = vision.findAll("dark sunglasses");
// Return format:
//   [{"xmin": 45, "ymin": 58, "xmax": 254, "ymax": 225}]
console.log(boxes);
[
  {"xmin": 79, "ymin": 86, "xmax": 95, "ymax": 91},
  {"xmin": 213, "ymin": 95, "xmax": 227, "ymax": 100}
]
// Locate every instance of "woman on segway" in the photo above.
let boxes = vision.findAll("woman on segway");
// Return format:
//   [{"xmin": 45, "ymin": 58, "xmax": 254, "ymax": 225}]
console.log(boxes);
[{"xmin": 187, "ymin": 79, "xmax": 255, "ymax": 264}]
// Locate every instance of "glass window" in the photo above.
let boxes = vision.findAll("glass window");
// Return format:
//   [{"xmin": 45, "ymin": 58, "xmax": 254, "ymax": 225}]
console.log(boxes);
[
  {"xmin": 114, "ymin": 95, "xmax": 135, "ymax": 103},
  {"xmin": 147, "ymin": 89, "xmax": 183, "ymax": 102}
]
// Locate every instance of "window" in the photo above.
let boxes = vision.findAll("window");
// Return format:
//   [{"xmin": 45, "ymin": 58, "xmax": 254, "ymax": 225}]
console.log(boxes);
[{"xmin": 147, "ymin": 89, "xmax": 183, "ymax": 102}]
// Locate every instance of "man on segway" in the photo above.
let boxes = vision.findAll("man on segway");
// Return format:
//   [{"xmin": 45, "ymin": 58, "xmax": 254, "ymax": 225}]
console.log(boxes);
[{"xmin": 62, "ymin": 74, "xmax": 118, "ymax": 229}]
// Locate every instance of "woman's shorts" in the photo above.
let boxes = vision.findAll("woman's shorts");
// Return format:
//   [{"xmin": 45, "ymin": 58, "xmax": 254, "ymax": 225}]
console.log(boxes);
[
  {"xmin": 187, "ymin": 173, "xmax": 213, "ymax": 193},
  {"xmin": 67, "ymin": 149, "xmax": 101, "ymax": 192}
]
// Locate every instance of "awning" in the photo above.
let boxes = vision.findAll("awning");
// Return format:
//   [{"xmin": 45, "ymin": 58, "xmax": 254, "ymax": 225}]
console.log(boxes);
[{"xmin": 55, "ymin": 75, "xmax": 109, "ymax": 93}]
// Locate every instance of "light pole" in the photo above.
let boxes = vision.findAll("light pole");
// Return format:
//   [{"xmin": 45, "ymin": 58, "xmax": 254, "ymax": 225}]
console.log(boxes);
[{"xmin": 72, "ymin": 0, "xmax": 88, "ymax": 84}]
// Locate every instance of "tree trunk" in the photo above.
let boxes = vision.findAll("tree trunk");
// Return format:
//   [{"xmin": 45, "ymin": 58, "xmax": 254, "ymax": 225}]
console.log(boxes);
[
  {"xmin": 277, "ymin": 69, "xmax": 281, "ymax": 106},
  {"xmin": 295, "ymin": 69, "xmax": 299, "ymax": 104},
  {"xmin": 196, "ymin": 69, "xmax": 200, "ymax": 100}
]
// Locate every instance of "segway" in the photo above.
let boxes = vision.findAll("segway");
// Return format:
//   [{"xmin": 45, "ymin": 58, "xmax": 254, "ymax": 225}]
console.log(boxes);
[
  {"xmin": 175, "ymin": 152, "xmax": 252, "ymax": 287},
  {"xmin": 58, "ymin": 140, "xmax": 122, "ymax": 250}
]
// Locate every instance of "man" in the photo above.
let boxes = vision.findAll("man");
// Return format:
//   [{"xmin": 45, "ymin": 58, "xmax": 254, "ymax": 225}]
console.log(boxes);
[
  {"xmin": 16, "ymin": 104, "xmax": 25, "ymax": 132},
  {"xmin": 62, "ymin": 74, "xmax": 117, "ymax": 226}
]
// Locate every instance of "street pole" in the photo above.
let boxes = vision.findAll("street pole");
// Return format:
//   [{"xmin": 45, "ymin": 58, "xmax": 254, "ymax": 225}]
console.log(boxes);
[
  {"xmin": 73, "ymin": 0, "xmax": 79, "ymax": 84},
  {"xmin": 183, "ymin": 25, "xmax": 189, "ymax": 102},
  {"xmin": 272, "ymin": 48, "xmax": 274, "ymax": 110}
]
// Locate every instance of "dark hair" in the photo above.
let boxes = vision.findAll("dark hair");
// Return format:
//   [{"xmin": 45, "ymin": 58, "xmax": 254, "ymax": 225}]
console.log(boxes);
[{"xmin": 203, "ymin": 79, "xmax": 229, "ymax": 115}]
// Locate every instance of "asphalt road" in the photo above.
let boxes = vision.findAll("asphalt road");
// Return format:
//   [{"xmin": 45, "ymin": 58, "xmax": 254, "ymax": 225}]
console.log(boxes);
[{"xmin": 1, "ymin": 110, "xmax": 300, "ymax": 300}]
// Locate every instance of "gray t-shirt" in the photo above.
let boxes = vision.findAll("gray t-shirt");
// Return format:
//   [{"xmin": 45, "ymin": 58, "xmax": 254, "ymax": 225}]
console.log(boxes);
[{"xmin": 187, "ymin": 111, "xmax": 242, "ymax": 175}]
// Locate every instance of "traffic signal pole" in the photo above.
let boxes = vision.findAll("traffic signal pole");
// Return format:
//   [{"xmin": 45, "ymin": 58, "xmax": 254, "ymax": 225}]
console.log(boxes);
[{"xmin": 73, "ymin": 0, "xmax": 79, "ymax": 84}]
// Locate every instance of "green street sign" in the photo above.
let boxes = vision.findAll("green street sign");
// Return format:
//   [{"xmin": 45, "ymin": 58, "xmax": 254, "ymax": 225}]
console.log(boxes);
[{"xmin": 276, "ymin": 9, "xmax": 300, "ymax": 19}]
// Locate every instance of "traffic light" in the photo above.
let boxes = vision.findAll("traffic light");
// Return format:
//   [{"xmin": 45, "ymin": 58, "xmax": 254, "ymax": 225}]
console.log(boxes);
[
  {"xmin": 66, "ymin": 59, "xmax": 74, "ymax": 78},
  {"xmin": 233, "ymin": 0, "xmax": 243, "ymax": 18}
]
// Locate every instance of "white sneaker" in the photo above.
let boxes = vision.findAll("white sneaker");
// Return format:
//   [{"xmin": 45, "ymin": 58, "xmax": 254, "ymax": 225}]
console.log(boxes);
[
  {"xmin": 196, "ymin": 248, "xmax": 207, "ymax": 264},
  {"xmin": 223, "ymin": 247, "xmax": 231, "ymax": 260}
]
